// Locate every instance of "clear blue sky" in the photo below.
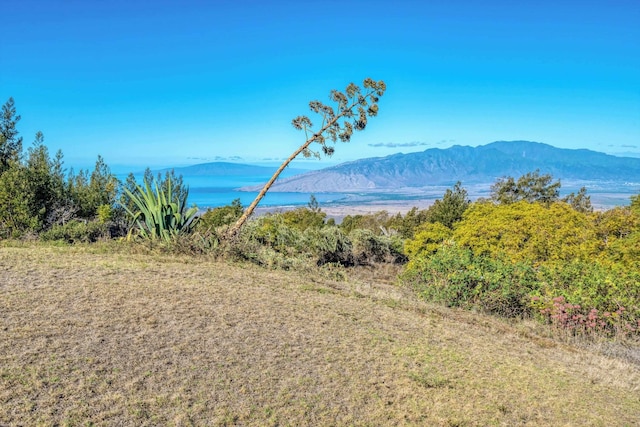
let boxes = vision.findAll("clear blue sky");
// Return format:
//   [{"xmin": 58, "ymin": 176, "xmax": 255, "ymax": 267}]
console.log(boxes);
[{"xmin": 3, "ymin": 0, "xmax": 639, "ymax": 172}]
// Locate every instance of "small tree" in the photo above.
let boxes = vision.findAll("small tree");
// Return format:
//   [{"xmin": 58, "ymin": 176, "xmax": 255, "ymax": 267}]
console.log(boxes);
[
  {"xmin": 0, "ymin": 131, "xmax": 62, "ymax": 235},
  {"xmin": 66, "ymin": 156, "xmax": 119, "ymax": 220},
  {"xmin": 425, "ymin": 181, "xmax": 470, "ymax": 228},
  {"xmin": 0, "ymin": 97, "xmax": 23, "ymax": 173},
  {"xmin": 563, "ymin": 186, "xmax": 593, "ymax": 213},
  {"xmin": 629, "ymin": 193, "xmax": 640, "ymax": 216},
  {"xmin": 226, "ymin": 78, "xmax": 386, "ymax": 237},
  {"xmin": 491, "ymin": 170, "xmax": 560, "ymax": 205}
]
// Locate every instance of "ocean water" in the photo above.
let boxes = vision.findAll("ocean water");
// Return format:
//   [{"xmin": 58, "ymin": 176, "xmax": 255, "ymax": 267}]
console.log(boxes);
[
  {"xmin": 115, "ymin": 173, "xmax": 639, "ymax": 211},
  {"xmin": 117, "ymin": 173, "xmax": 352, "ymax": 210}
]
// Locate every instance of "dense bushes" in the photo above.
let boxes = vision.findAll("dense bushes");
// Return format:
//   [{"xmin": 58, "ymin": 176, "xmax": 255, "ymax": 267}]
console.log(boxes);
[
  {"xmin": 452, "ymin": 201, "xmax": 598, "ymax": 264},
  {"xmin": 0, "ymin": 98, "xmax": 197, "ymax": 243},
  {"xmin": 230, "ymin": 209, "xmax": 405, "ymax": 268},
  {"xmin": 403, "ymin": 243, "xmax": 536, "ymax": 317},
  {"xmin": 402, "ymin": 182, "xmax": 640, "ymax": 337},
  {"xmin": 197, "ymin": 198, "xmax": 244, "ymax": 231},
  {"xmin": 0, "ymin": 134, "xmax": 121, "ymax": 239},
  {"xmin": 40, "ymin": 220, "xmax": 109, "ymax": 243}
]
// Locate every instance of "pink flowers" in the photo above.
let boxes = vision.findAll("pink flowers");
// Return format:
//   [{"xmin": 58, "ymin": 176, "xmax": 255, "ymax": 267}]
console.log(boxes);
[{"xmin": 533, "ymin": 295, "xmax": 638, "ymax": 337}]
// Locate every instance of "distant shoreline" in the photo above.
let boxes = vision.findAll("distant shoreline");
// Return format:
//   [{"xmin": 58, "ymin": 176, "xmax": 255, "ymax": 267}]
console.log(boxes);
[
  {"xmin": 252, "ymin": 199, "xmax": 435, "ymax": 223},
  {"xmin": 249, "ymin": 190, "xmax": 635, "ymax": 222},
  {"xmin": 197, "ymin": 185, "xmax": 637, "ymax": 222}
]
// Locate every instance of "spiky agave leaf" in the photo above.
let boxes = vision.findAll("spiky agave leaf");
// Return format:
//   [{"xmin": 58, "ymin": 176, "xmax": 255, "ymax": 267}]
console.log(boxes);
[{"xmin": 122, "ymin": 176, "xmax": 198, "ymax": 242}]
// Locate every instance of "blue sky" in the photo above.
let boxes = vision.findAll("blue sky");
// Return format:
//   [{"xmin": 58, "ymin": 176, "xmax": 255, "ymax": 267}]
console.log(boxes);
[{"xmin": 3, "ymin": 0, "xmax": 639, "ymax": 172}]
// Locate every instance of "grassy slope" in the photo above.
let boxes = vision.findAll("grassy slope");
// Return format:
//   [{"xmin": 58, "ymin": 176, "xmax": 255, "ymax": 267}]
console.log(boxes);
[{"xmin": 1, "ymin": 244, "xmax": 639, "ymax": 426}]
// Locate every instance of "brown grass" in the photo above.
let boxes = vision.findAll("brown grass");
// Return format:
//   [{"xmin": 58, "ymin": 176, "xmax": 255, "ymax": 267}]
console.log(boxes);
[{"xmin": 1, "ymin": 242, "xmax": 639, "ymax": 426}]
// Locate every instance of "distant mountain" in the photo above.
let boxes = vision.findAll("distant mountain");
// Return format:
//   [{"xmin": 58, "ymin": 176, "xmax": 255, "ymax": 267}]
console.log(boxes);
[
  {"xmin": 157, "ymin": 161, "xmax": 308, "ymax": 177},
  {"xmin": 240, "ymin": 141, "xmax": 640, "ymax": 192}
]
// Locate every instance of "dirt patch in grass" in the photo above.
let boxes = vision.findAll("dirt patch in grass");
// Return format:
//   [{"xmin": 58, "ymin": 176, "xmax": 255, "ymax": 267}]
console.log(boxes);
[{"xmin": 1, "ymin": 243, "xmax": 639, "ymax": 426}]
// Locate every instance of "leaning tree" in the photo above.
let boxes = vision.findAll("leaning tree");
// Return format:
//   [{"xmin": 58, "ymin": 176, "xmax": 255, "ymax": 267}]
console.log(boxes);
[{"xmin": 226, "ymin": 77, "xmax": 386, "ymax": 238}]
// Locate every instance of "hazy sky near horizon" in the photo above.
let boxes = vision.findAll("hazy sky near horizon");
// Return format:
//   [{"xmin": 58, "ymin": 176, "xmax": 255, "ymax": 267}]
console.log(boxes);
[{"xmin": 3, "ymin": 0, "xmax": 639, "ymax": 172}]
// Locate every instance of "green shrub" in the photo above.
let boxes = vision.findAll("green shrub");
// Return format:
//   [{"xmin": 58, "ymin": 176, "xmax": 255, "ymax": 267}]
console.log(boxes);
[
  {"xmin": 281, "ymin": 207, "xmax": 326, "ymax": 231},
  {"xmin": 452, "ymin": 201, "xmax": 599, "ymax": 264},
  {"xmin": 534, "ymin": 261, "xmax": 640, "ymax": 322},
  {"xmin": 237, "ymin": 214, "xmax": 407, "ymax": 268},
  {"xmin": 40, "ymin": 220, "xmax": 108, "ymax": 243},
  {"xmin": 403, "ymin": 243, "xmax": 639, "ymax": 333},
  {"xmin": 96, "ymin": 204, "xmax": 113, "ymax": 224},
  {"xmin": 247, "ymin": 214, "xmax": 305, "ymax": 254},
  {"xmin": 349, "ymin": 228, "xmax": 405, "ymax": 265},
  {"xmin": 340, "ymin": 211, "xmax": 391, "ymax": 235},
  {"xmin": 399, "ymin": 188, "xmax": 640, "ymax": 336},
  {"xmin": 222, "ymin": 219, "xmax": 307, "ymax": 269},
  {"xmin": 404, "ymin": 222, "xmax": 452, "ymax": 259},
  {"xmin": 197, "ymin": 199, "xmax": 243, "ymax": 232},
  {"xmin": 604, "ymin": 231, "xmax": 640, "ymax": 269},
  {"xmin": 304, "ymin": 227, "xmax": 354, "ymax": 266},
  {"xmin": 402, "ymin": 243, "xmax": 537, "ymax": 317}
]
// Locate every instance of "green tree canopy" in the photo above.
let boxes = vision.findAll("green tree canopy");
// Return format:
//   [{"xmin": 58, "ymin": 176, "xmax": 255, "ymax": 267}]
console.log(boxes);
[
  {"xmin": 425, "ymin": 181, "xmax": 470, "ymax": 228},
  {"xmin": 491, "ymin": 170, "xmax": 560, "ymax": 205},
  {"xmin": 0, "ymin": 97, "xmax": 23, "ymax": 172},
  {"xmin": 562, "ymin": 186, "xmax": 593, "ymax": 213}
]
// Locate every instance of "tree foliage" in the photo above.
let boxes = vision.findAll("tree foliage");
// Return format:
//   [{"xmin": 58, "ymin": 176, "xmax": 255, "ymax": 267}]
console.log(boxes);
[
  {"xmin": 630, "ymin": 193, "xmax": 640, "ymax": 216},
  {"xmin": 281, "ymin": 207, "xmax": 327, "ymax": 231},
  {"xmin": 341, "ymin": 211, "xmax": 392, "ymax": 235},
  {"xmin": 0, "ymin": 97, "xmax": 23, "ymax": 172},
  {"xmin": 403, "ymin": 179, "xmax": 640, "ymax": 333},
  {"xmin": 424, "ymin": 181, "xmax": 470, "ymax": 228},
  {"xmin": 68, "ymin": 156, "xmax": 119, "ymax": 220},
  {"xmin": 563, "ymin": 186, "xmax": 593, "ymax": 213},
  {"xmin": 0, "ymin": 160, "xmax": 37, "ymax": 236},
  {"xmin": 0, "ymin": 99, "xmax": 124, "ymax": 239},
  {"xmin": 404, "ymin": 222, "xmax": 452, "ymax": 259},
  {"xmin": 453, "ymin": 201, "xmax": 598, "ymax": 264},
  {"xmin": 491, "ymin": 170, "xmax": 560, "ymax": 205},
  {"xmin": 386, "ymin": 207, "xmax": 430, "ymax": 238},
  {"xmin": 0, "ymin": 132, "xmax": 64, "ymax": 236}
]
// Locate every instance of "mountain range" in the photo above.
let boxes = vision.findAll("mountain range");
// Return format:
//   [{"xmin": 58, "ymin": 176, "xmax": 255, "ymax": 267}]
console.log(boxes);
[{"xmin": 240, "ymin": 141, "xmax": 640, "ymax": 193}]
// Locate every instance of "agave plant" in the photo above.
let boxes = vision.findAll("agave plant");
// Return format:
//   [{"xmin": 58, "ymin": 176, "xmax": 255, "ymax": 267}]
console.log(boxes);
[{"xmin": 122, "ymin": 176, "xmax": 198, "ymax": 241}]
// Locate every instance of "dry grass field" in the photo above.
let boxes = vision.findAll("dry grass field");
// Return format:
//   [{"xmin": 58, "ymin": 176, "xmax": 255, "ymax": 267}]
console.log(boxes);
[{"xmin": 1, "ymin": 242, "xmax": 639, "ymax": 426}]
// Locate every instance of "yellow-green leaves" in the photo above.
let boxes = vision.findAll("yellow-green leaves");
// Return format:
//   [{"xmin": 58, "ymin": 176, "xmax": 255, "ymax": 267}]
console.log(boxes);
[
  {"xmin": 405, "ymin": 222, "xmax": 452, "ymax": 260},
  {"xmin": 453, "ymin": 201, "xmax": 598, "ymax": 264}
]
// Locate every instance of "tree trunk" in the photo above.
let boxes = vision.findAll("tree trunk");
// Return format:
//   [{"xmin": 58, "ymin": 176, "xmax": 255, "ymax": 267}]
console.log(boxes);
[{"xmin": 225, "ymin": 117, "xmax": 342, "ymax": 239}]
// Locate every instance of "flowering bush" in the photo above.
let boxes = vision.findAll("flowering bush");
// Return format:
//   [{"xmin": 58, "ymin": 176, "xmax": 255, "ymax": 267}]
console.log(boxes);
[{"xmin": 531, "ymin": 296, "xmax": 639, "ymax": 338}]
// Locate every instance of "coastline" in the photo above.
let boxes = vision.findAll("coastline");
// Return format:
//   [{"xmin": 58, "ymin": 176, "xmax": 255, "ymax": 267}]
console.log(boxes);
[
  {"xmin": 195, "ymin": 181, "xmax": 638, "ymax": 223},
  {"xmin": 253, "ymin": 199, "xmax": 437, "ymax": 223}
]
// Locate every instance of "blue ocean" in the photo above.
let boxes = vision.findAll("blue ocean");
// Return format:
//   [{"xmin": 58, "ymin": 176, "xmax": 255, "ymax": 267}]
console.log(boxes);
[
  {"xmin": 115, "ymin": 172, "xmax": 638, "ymax": 211},
  {"xmin": 116, "ymin": 173, "xmax": 352, "ymax": 210},
  {"xmin": 185, "ymin": 175, "xmax": 349, "ymax": 209}
]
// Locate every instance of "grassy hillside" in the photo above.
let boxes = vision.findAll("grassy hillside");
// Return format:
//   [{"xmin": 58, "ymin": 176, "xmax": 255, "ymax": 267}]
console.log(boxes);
[{"xmin": 1, "ymin": 243, "xmax": 639, "ymax": 426}]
